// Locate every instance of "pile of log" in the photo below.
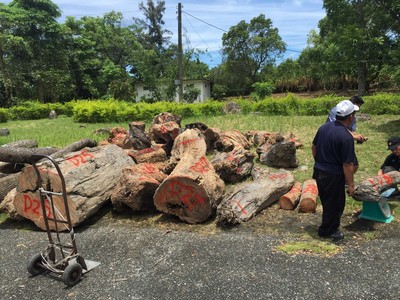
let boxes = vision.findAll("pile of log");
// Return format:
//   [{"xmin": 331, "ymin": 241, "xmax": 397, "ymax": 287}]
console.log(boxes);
[
  {"xmin": 0, "ymin": 111, "xmax": 310, "ymax": 230},
  {"xmin": 278, "ymin": 179, "xmax": 319, "ymax": 213}
]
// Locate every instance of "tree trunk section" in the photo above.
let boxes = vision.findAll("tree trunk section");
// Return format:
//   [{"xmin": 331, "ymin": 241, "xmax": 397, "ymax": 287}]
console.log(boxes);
[
  {"xmin": 0, "ymin": 173, "xmax": 20, "ymax": 203},
  {"xmin": 0, "ymin": 147, "xmax": 59, "ymax": 164},
  {"xmin": 154, "ymin": 129, "xmax": 225, "ymax": 223},
  {"xmin": 13, "ymin": 144, "xmax": 135, "ymax": 230},
  {"xmin": 298, "ymin": 179, "xmax": 318, "ymax": 213},
  {"xmin": 128, "ymin": 121, "xmax": 151, "ymax": 150},
  {"xmin": 279, "ymin": 181, "xmax": 302, "ymax": 210},
  {"xmin": 216, "ymin": 171, "xmax": 295, "ymax": 225},
  {"xmin": 1, "ymin": 139, "xmax": 38, "ymax": 148},
  {"xmin": 111, "ymin": 163, "xmax": 167, "ymax": 212},
  {"xmin": 353, "ymin": 171, "xmax": 400, "ymax": 202}
]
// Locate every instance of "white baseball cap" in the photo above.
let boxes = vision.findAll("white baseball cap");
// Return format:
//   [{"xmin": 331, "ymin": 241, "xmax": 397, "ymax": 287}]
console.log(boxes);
[{"xmin": 335, "ymin": 100, "xmax": 359, "ymax": 117}]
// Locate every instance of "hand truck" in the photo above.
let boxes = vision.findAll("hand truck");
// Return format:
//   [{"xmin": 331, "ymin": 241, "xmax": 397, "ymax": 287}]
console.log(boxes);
[{"xmin": 26, "ymin": 155, "xmax": 99, "ymax": 287}]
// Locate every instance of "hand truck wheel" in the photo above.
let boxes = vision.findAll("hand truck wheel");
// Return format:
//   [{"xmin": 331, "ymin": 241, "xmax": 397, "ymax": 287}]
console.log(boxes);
[
  {"xmin": 62, "ymin": 262, "xmax": 83, "ymax": 287},
  {"xmin": 27, "ymin": 253, "xmax": 45, "ymax": 276}
]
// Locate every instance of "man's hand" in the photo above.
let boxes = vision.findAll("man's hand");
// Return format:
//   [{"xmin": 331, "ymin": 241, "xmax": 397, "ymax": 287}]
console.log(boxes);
[
  {"xmin": 352, "ymin": 133, "xmax": 367, "ymax": 143},
  {"xmin": 346, "ymin": 185, "xmax": 356, "ymax": 196}
]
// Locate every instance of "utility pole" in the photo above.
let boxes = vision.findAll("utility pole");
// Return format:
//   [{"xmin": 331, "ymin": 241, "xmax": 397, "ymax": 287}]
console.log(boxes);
[{"xmin": 177, "ymin": 3, "xmax": 183, "ymax": 102}]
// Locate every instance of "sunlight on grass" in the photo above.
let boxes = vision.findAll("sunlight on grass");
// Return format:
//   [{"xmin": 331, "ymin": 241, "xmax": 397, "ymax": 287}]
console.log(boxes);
[{"xmin": 275, "ymin": 240, "xmax": 341, "ymax": 256}]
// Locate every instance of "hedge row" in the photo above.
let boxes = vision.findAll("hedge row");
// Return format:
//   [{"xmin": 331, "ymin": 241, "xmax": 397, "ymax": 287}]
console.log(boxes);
[{"xmin": 0, "ymin": 93, "xmax": 399, "ymax": 123}]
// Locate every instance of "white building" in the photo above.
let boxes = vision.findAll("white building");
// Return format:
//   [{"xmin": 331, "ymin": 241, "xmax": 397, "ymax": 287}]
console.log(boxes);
[{"xmin": 134, "ymin": 79, "xmax": 211, "ymax": 103}]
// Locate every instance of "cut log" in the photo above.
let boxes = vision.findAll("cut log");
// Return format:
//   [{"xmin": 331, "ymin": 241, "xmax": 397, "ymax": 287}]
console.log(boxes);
[
  {"xmin": 211, "ymin": 147, "xmax": 255, "ymax": 183},
  {"xmin": 0, "ymin": 173, "xmax": 20, "ymax": 203},
  {"xmin": 154, "ymin": 129, "xmax": 225, "ymax": 223},
  {"xmin": 107, "ymin": 127, "xmax": 133, "ymax": 149},
  {"xmin": 203, "ymin": 127, "xmax": 222, "ymax": 153},
  {"xmin": 298, "ymin": 179, "xmax": 318, "ymax": 213},
  {"xmin": 0, "ymin": 147, "xmax": 59, "ymax": 164},
  {"xmin": 260, "ymin": 141, "xmax": 298, "ymax": 168},
  {"xmin": 353, "ymin": 171, "xmax": 400, "ymax": 202},
  {"xmin": 279, "ymin": 181, "xmax": 302, "ymax": 210},
  {"xmin": 246, "ymin": 131, "xmax": 284, "ymax": 147},
  {"xmin": 152, "ymin": 112, "xmax": 182, "ymax": 126},
  {"xmin": 215, "ymin": 129, "xmax": 250, "ymax": 152},
  {"xmin": 128, "ymin": 121, "xmax": 151, "ymax": 150},
  {"xmin": 13, "ymin": 144, "xmax": 135, "ymax": 230},
  {"xmin": 0, "ymin": 139, "xmax": 38, "ymax": 148},
  {"xmin": 0, "ymin": 162, "xmax": 24, "ymax": 174},
  {"xmin": 126, "ymin": 146, "xmax": 167, "ymax": 164},
  {"xmin": 216, "ymin": 170, "xmax": 295, "ymax": 225},
  {"xmin": 111, "ymin": 163, "xmax": 167, "ymax": 212}
]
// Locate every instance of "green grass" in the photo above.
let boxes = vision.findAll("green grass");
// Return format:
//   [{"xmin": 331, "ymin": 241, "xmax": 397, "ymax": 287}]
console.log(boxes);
[
  {"xmin": 0, "ymin": 113, "xmax": 398, "ymax": 197},
  {"xmin": 275, "ymin": 240, "xmax": 341, "ymax": 256}
]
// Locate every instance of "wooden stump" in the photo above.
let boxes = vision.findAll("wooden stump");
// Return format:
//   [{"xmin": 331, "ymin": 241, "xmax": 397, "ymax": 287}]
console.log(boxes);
[
  {"xmin": 127, "ymin": 146, "xmax": 167, "ymax": 164},
  {"xmin": 353, "ymin": 171, "xmax": 400, "ymax": 202},
  {"xmin": 13, "ymin": 144, "xmax": 135, "ymax": 230},
  {"xmin": 111, "ymin": 163, "xmax": 167, "ymax": 212},
  {"xmin": 260, "ymin": 141, "xmax": 298, "ymax": 168},
  {"xmin": 279, "ymin": 181, "xmax": 302, "ymax": 210},
  {"xmin": 215, "ymin": 129, "xmax": 250, "ymax": 152},
  {"xmin": 216, "ymin": 170, "xmax": 295, "ymax": 225},
  {"xmin": 298, "ymin": 179, "xmax": 318, "ymax": 213},
  {"xmin": 0, "ymin": 173, "xmax": 19, "ymax": 203},
  {"xmin": 154, "ymin": 129, "xmax": 225, "ymax": 223},
  {"xmin": 107, "ymin": 127, "xmax": 133, "ymax": 149}
]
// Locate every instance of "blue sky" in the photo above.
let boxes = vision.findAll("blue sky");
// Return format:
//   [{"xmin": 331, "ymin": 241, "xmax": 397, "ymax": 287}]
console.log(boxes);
[{"xmin": 3, "ymin": 0, "xmax": 326, "ymax": 67}]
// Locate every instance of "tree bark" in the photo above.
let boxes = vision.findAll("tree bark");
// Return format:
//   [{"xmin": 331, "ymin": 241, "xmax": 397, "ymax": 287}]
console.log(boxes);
[
  {"xmin": 154, "ymin": 129, "xmax": 225, "ymax": 223},
  {"xmin": 216, "ymin": 171, "xmax": 295, "ymax": 225},
  {"xmin": 0, "ymin": 139, "xmax": 38, "ymax": 148},
  {"xmin": 0, "ymin": 173, "xmax": 20, "ymax": 203},
  {"xmin": 128, "ymin": 121, "xmax": 151, "ymax": 150},
  {"xmin": 0, "ymin": 147, "xmax": 59, "ymax": 164}
]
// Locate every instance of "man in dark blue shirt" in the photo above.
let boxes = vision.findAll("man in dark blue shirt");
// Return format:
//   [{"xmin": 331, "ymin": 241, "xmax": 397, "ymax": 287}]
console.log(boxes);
[
  {"xmin": 378, "ymin": 137, "xmax": 400, "ymax": 175},
  {"xmin": 313, "ymin": 100, "xmax": 359, "ymax": 240}
]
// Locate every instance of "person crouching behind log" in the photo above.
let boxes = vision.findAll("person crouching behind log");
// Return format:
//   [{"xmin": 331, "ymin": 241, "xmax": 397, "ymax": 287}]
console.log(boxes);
[
  {"xmin": 377, "ymin": 137, "xmax": 400, "ymax": 197},
  {"xmin": 312, "ymin": 100, "xmax": 359, "ymax": 240}
]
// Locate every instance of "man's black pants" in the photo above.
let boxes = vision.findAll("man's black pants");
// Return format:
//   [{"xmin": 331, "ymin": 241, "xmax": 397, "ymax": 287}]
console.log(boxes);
[{"xmin": 313, "ymin": 168, "xmax": 346, "ymax": 237}]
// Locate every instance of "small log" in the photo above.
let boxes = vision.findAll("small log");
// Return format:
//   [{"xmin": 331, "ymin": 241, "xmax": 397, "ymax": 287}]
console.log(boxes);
[
  {"xmin": 211, "ymin": 147, "xmax": 255, "ymax": 183},
  {"xmin": 298, "ymin": 179, "xmax": 318, "ymax": 213},
  {"xmin": 126, "ymin": 146, "xmax": 167, "ymax": 164},
  {"xmin": 246, "ymin": 131, "xmax": 284, "ymax": 147},
  {"xmin": 279, "ymin": 181, "xmax": 302, "ymax": 210},
  {"xmin": 0, "ymin": 188, "xmax": 23, "ymax": 220},
  {"xmin": 152, "ymin": 112, "xmax": 182, "ymax": 126},
  {"xmin": 0, "ymin": 162, "xmax": 24, "ymax": 174},
  {"xmin": 154, "ymin": 129, "xmax": 225, "ymax": 223},
  {"xmin": 0, "ymin": 139, "xmax": 38, "ymax": 148},
  {"xmin": 128, "ymin": 121, "xmax": 151, "ymax": 150},
  {"xmin": 13, "ymin": 144, "xmax": 135, "ymax": 230},
  {"xmin": 39, "ymin": 138, "xmax": 97, "ymax": 162},
  {"xmin": 216, "ymin": 170, "xmax": 295, "ymax": 225},
  {"xmin": 0, "ymin": 147, "xmax": 58, "ymax": 164},
  {"xmin": 111, "ymin": 163, "xmax": 167, "ymax": 212},
  {"xmin": 203, "ymin": 127, "xmax": 222, "ymax": 153},
  {"xmin": 107, "ymin": 127, "xmax": 132, "ymax": 149},
  {"xmin": 353, "ymin": 171, "xmax": 400, "ymax": 202}
]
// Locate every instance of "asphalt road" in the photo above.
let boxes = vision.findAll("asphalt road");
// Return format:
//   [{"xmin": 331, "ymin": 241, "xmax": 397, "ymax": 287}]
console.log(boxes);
[{"xmin": 1, "ymin": 205, "xmax": 400, "ymax": 300}]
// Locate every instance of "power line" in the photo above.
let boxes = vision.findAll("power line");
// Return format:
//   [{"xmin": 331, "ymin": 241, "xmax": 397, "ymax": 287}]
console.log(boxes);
[{"xmin": 182, "ymin": 11, "xmax": 227, "ymax": 33}]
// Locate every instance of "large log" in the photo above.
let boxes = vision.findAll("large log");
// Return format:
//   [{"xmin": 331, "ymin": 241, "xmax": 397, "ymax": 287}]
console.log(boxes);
[
  {"xmin": 260, "ymin": 141, "xmax": 298, "ymax": 168},
  {"xmin": 107, "ymin": 127, "xmax": 133, "ymax": 149},
  {"xmin": 111, "ymin": 163, "xmax": 167, "ymax": 212},
  {"xmin": 13, "ymin": 144, "xmax": 135, "ymax": 230},
  {"xmin": 40, "ymin": 138, "xmax": 97, "ymax": 161},
  {"xmin": 216, "ymin": 170, "xmax": 295, "ymax": 225},
  {"xmin": 279, "ymin": 181, "xmax": 302, "ymax": 210},
  {"xmin": 0, "ymin": 188, "xmax": 22, "ymax": 220},
  {"xmin": 215, "ymin": 129, "xmax": 250, "ymax": 152},
  {"xmin": 154, "ymin": 129, "xmax": 225, "ymax": 223},
  {"xmin": 298, "ymin": 179, "xmax": 318, "ymax": 213},
  {"xmin": 353, "ymin": 171, "xmax": 400, "ymax": 202}
]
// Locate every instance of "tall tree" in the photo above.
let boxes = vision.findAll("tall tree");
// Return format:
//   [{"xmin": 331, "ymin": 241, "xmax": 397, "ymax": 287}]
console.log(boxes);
[
  {"xmin": 320, "ymin": 0, "xmax": 396, "ymax": 95},
  {"xmin": 221, "ymin": 14, "xmax": 286, "ymax": 95}
]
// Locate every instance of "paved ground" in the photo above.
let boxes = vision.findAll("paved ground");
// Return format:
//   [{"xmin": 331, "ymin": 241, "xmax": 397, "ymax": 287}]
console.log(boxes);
[{"xmin": 1, "ymin": 202, "xmax": 400, "ymax": 300}]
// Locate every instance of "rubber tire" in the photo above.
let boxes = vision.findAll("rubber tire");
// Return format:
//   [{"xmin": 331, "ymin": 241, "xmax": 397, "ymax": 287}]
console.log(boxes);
[
  {"xmin": 27, "ymin": 253, "xmax": 45, "ymax": 276},
  {"xmin": 62, "ymin": 263, "xmax": 82, "ymax": 287}
]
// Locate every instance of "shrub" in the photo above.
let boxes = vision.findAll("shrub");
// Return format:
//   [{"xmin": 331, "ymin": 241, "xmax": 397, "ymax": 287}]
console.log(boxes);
[{"xmin": 0, "ymin": 108, "xmax": 9, "ymax": 123}]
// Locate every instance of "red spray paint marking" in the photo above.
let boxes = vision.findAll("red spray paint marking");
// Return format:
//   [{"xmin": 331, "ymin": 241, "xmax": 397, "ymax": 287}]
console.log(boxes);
[
  {"xmin": 140, "ymin": 163, "xmax": 157, "ymax": 174},
  {"xmin": 233, "ymin": 200, "xmax": 248, "ymax": 215},
  {"xmin": 165, "ymin": 180, "xmax": 205, "ymax": 211},
  {"xmin": 23, "ymin": 194, "xmax": 53, "ymax": 218},
  {"xmin": 136, "ymin": 148, "xmax": 155, "ymax": 155},
  {"xmin": 38, "ymin": 167, "xmax": 59, "ymax": 177},
  {"xmin": 190, "ymin": 156, "xmax": 211, "ymax": 174},
  {"xmin": 160, "ymin": 125, "xmax": 168, "ymax": 134},
  {"xmin": 303, "ymin": 185, "xmax": 318, "ymax": 195},
  {"xmin": 367, "ymin": 174, "xmax": 394, "ymax": 191},
  {"xmin": 66, "ymin": 149, "xmax": 95, "ymax": 167},
  {"xmin": 268, "ymin": 173, "xmax": 288, "ymax": 180},
  {"xmin": 178, "ymin": 138, "xmax": 202, "ymax": 146}
]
